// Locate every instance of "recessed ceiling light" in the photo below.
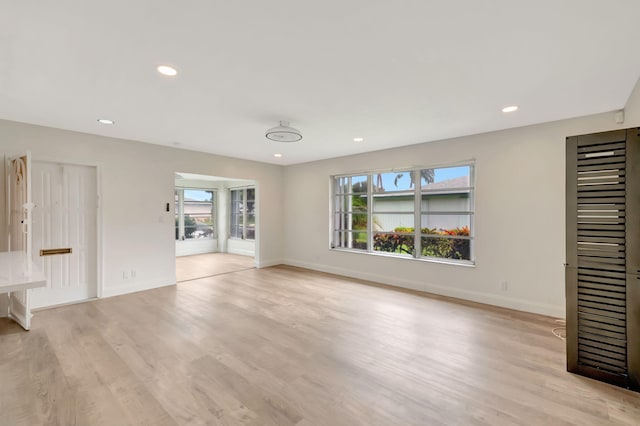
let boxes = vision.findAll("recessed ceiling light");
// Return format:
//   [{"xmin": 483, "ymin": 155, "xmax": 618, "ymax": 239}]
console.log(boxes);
[
  {"xmin": 502, "ymin": 105, "xmax": 519, "ymax": 113},
  {"xmin": 97, "ymin": 119, "xmax": 115, "ymax": 125},
  {"xmin": 273, "ymin": 153, "xmax": 283, "ymax": 158},
  {"xmin": 354, "ymin": 137, "xmax": 364, "ymax": 142},
  {"xmin": 157, "ymin": 65, "xmax": 178, "ymax": 76}
]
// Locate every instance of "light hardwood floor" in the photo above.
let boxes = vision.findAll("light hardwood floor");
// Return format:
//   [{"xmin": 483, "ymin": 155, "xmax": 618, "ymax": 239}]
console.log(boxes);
[
  {"xmin": 2, "ymin": 265, "xmax": 640, "ymax": 425},
  {"xmin": 176, "ymin": 252, "xmax": 255, "ymax": 282}
]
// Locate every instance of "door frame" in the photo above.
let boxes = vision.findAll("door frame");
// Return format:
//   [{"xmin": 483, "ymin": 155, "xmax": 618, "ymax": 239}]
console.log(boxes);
[
  {"xmin": 32, "ymin": 157, "xmax": 103, "ymax": 300},
  {"xmin": 173, "ymin": 173, "xmax": 260, "ymax": 267}
]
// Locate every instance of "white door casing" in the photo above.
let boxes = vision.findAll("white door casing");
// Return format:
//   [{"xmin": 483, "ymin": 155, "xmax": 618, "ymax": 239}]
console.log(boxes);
[
  {"xmin": 30, "ymin": 162, "xmax": 97, "ymax": 308},
  {"xmin": 5, "ymin": 152, "xmax": 34, "ymax": 327},
  {"xmin": 7, "ymin": 153, "xmax": 32, "ymax": 256}
]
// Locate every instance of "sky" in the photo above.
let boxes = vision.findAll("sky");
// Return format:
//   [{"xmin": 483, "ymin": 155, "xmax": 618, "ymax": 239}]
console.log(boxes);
[
  {"xmin": 184, "ymin": 167, "xmax": 470, "ymax": 199},
  {"xmin": 183, "ymin": 189, "xmax": 213, "ymax": 201},
  {"xmin": 378, "ymin": 166, "xmax": 469, "ymax": 190}
]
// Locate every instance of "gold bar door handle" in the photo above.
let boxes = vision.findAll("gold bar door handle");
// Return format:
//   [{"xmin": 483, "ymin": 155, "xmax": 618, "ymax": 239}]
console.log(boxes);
[{"xmin": 40, "ymin": 248, "xmax": 73, "ymax": 256}]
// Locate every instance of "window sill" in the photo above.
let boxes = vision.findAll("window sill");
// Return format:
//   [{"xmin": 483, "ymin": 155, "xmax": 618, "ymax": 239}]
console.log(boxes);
[{"xmin": 330, "ymin": 247, "xmax": 476, "ymax": 267}]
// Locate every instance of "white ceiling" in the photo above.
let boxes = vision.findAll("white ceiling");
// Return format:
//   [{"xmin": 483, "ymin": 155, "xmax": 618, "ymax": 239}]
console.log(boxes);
[{"xmin": 2, "ymin": 1, "xmax": 640, "ymax": 165}]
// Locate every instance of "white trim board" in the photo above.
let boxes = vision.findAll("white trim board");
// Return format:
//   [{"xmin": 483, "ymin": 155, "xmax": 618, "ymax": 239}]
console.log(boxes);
[
  {"xmin": 101, "ymin": 278, "xmax": 176, "ymax": 298},
  {"xmin": 228, "ymin": 247, "xmax": 255, "ymax": 257},
  {"xmin": 256, "ymin": 258, "xmax": 282, "ymax": 269}
]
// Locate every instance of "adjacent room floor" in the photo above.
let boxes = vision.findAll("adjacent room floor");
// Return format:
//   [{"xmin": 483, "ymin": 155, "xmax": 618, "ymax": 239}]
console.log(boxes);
[
  {"xmin": 176, "ymin": 252, "xmax": 255, "ymax": 282},
  {"xmin": 1, "ymin": 266, "xmax": 639, "ymax": 425}
]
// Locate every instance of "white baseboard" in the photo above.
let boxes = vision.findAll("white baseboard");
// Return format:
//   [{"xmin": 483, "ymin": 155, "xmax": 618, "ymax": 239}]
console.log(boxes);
[
  {"xmin": 257, "ymin": 258, "xmax": 282, "ymax": 268},
  {"xmin": 283, "ymin": 258, "xmax": 565, "ymax": 318},
  {"xmin": 101, "ymin": 277, "xmax": 176, "ymax": 298},
  {"xmin": 227, "ymin": 247, "xmax": 255, "ymax": 257},
  {"xmin": 175, "ymin": 240, "xmax": 219, "ymax": 257}
]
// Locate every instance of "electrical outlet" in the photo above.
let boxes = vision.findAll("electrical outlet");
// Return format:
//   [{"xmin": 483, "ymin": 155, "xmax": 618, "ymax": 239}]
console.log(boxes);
[
  {"xmin": 500, "ymin": 281, "xmax": 508, "ymax": 291},
  {"xmin": 123, "ymin": 271, "xmax": 129, "ymax": 279},
  {"xmin": 131, "ymin": 269, "xmax": 136, "ymax": 278}
]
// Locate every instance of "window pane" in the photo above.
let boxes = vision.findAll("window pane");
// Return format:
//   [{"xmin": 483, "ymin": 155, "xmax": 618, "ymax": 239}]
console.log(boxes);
[
  {"xmin": 421, "ymin": 236, "xmax": 471, "ymax": 260},
  {"xmin": 231, "ymin": 189, "xmax": 242, "ymax": 205},
  {"xmin": 175, "ymin": 190, "xmax": 180, "ymax": 240},
  {"xmin": 334, "ymin": 213, "xmax": 367, "ymax": 231},
  {"xmin": 421, "ymin": 214, "xmax": 470, "ymax": 234},
  {"xmin": 421, "ymin": 193, "xmax": 470, "ymax": 212},
  {"xmin": 418, "ymin": 166, "xmax": 472, "ymax": 261},
  {"xmin": 373, "ymin": 193, "xmax": 414, "ymax": 213},
  {"xmin": 334, "ymin": 231, "xmax": 367, "ymax": 250},
  {"xmin": 350, "ymin": 176, "xmax": 368, "ymax": 193},
  {"xmin": 230, "ymin": 189, "xmax": 243, "ymax": 238},
  {"xmin": 373, "ymin": 233, "xmax": 414, "ymax": 256},
  {"xmin": 373, "ymin": 171, "xmax": 413, "ymax": 193},
  {"xmin": 335, "ymin": 194, "xmax": 368, "ymax": 213},
  {"xmin": 335, "ymin": 177, "xmax": 349, "ymax": 194},
  {"xmin": 421, "ymin": 166, "xmax": 471, "ymax": 191},
  {"xmin": 230, "ymin": 224, "xmax": 241, "ymax": 239},
  {"xmin": 352, "ymin": 194, "xmax": 368, "ymax": 212},
  {"xmin": 183, "ymin": 189, "xmax": 214, "ymax": 239},
  {"xmin": 245, "ymin": 187, "xmax": 256, "ymax": 240},
  {"xmin": 336, "ymin": 175, "xmax": 367, "ymax": 194},
  {"xmin": 373, "ymin": 213, "xmax": 414, "ymax": 232},
  {"xmin": 246, "ymin": 187, "xmax": 255, "ymax": 202},
  {"xmin": 246, "ymin": 225, "xmax": 255, "ymax": 240}
]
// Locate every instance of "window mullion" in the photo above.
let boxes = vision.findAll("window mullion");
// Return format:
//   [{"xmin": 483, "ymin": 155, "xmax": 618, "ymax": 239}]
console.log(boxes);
[
  {"xmin": 367, "ymin": 174, "xmax": 373, "ymax": 252},
  {"xmin": 347, "ymin": 177, "xmax": 353, "ymax": 248},
  {"xmin": 178, "ymin": 189, "xmax": 185, "ymax": 240},
  {"xmin": 242, "ymin": 188, "xmax": 247, "ymax": 240},
  {"xmin": 413, "ymin": 170, "xmax": 421, "ymax": 258},
  {"xmin": 470, "ymin": 165, "xmax": 476, "ymax": 261},
  {"xmin": 211, "ymin": 190, "xmax": 216, "ymax": 238}
]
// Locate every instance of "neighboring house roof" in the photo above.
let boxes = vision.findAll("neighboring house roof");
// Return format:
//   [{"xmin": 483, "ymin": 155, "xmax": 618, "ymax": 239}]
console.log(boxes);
[
  {"xmin": 182, "ymin": 198, "xmax": 214, "ymax": 215},
  {"xmin": 421, "ymin": 175, "xmax": 469, "ymax": 191},
  {"xmin": 183, "ymin": 197, "xmax": 212, "ymax": 202}
]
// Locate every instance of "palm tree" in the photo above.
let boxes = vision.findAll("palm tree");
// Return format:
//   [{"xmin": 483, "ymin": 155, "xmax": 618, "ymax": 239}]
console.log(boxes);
[{"xmin": 376, "ymin": 169, "xmax": 435, "ymax": 191}]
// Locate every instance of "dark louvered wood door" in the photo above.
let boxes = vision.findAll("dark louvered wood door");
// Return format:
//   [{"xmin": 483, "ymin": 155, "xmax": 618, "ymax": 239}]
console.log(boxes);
[{"xmin": 566, "ymin": 128, "xmax": 640, "ymax": 391}]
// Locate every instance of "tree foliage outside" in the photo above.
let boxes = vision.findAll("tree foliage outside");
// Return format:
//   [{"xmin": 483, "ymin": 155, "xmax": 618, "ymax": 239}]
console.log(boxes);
[
  {"xmin": 373, "ymin": 226, "xmax": 470, "ymax": 260},
  {"xmin": 346, "ymin": 181, "xmax": 368, "ymax": 248},
  {"xmin": 175, "ymin": 215, "xmax": 197, "ymax": 239},
  {"xmin": 375, "ymin": 169, "xmax": 435, "ymax": 191}
]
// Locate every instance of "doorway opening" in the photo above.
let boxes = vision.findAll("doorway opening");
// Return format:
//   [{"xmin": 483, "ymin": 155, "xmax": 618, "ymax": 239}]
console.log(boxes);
[{"xmin": 174, "ymin": 172, "xmax": 256, "ymax": 282}]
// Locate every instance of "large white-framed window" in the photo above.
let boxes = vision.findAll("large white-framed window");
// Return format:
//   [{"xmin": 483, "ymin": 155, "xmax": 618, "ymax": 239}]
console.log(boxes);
[
  {"xmin": 331, "ymin": 163, "xmax": 474, "ymax": 264},
  {"xmin": 175, "ymin": 188, "xmax": 216, "ymax": 240},
  {"xmin": 230, "ymin": 186, "xmax": 255, "ymax": 240}
]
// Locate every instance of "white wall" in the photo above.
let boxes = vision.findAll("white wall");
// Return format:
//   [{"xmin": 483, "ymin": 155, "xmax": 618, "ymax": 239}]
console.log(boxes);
[
  {"xmin": 0, "ymin": 120, "xmax": 283, "ymax": 298},
  {"xmin": 625, "ymin": 77, "xmax": 640, "ymax": 120},
  {"xmin": 282, "ymin": 79, "xmax": 640, "ymax": 318},
  {"xmin": 2, "ymin": 77, "xmax": 639, "ymax": 316}
]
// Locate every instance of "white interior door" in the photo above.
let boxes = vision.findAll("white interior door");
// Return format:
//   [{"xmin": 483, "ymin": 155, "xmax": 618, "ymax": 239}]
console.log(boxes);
[{"xmin": 30, "ymin": 162, "xmax": 97, "ymax": 309}]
